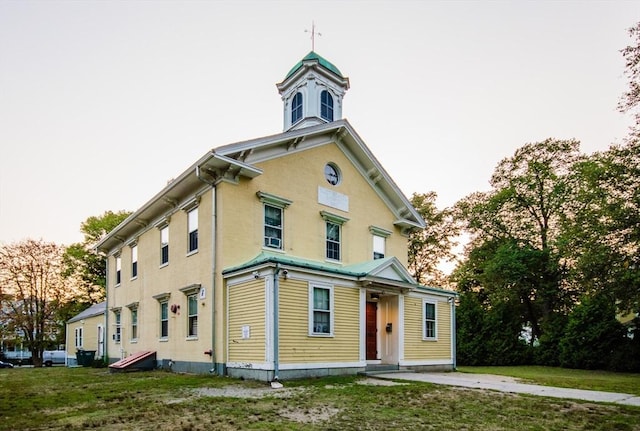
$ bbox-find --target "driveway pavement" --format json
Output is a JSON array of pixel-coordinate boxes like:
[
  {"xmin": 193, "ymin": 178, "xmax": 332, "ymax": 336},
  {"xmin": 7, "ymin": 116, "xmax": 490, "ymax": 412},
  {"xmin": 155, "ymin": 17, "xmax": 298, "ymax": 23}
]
[{"xmin": 371, "ymin": 372, "xmax": 640, "ymax": 407}]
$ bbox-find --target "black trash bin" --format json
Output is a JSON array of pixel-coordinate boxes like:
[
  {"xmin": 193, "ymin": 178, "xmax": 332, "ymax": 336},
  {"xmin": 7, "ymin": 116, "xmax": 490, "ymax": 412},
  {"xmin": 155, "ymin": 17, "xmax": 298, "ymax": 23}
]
[{"xmin": 76, "ymin": 350, "xmax": 96, "ymax": 367}]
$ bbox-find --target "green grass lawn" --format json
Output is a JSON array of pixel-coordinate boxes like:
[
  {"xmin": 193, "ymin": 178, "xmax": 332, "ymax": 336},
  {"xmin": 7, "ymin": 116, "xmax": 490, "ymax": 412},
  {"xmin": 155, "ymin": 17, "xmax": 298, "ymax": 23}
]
[
  {"xmin": 457, "ymin": 365, "xmax": 640, "ymax": 396},
  {"xmin": 0, "ymin": 366, "xmax": 638, "ymax": 431}
]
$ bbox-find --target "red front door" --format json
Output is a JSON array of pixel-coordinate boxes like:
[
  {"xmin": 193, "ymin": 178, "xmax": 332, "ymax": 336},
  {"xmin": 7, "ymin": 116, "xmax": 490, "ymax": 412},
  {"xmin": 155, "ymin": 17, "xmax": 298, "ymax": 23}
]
[{"xmin": 366, "ymin": 302, "xmax": 378, "ymax": 360}]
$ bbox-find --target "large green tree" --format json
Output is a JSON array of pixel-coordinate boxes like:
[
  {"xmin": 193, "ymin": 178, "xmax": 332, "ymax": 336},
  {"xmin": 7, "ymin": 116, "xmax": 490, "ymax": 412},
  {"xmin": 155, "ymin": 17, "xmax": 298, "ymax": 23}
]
[
  {"xmin": 454, "ymin": 23, "xmax": 640, "ymax": 368},
  {"xmin": 565, "ymin": 142, "xmax": 640, "ymax": 313},
  {"xmin": 455, "ymin": 138, "xmax": 581, "ymax": 344}
]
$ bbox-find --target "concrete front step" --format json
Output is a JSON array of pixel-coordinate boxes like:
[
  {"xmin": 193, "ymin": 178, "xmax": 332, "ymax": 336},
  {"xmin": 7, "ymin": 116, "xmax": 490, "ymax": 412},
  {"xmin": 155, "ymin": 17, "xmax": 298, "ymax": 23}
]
[{"xmin": 359, "ymin": 364, "xmax": 414, "ymax": 376}]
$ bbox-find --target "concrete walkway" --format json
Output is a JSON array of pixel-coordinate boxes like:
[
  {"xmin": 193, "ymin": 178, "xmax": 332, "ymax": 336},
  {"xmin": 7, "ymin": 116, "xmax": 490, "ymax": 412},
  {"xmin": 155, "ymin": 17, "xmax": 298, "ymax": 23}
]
[{"xmin": 371, "ymin": 372, "xmax": 640, "ymax": 407}]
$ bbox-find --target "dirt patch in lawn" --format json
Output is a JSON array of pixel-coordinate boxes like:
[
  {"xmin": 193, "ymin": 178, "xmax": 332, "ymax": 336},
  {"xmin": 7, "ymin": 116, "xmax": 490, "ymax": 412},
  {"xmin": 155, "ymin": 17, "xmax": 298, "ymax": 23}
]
[
  {"xmin": 166, "ymin": 384, "xmax": 306, "ymax": 403},
  {"xmin": 278, "ymin": 405, "xmax": 341, "ymax": 424}
]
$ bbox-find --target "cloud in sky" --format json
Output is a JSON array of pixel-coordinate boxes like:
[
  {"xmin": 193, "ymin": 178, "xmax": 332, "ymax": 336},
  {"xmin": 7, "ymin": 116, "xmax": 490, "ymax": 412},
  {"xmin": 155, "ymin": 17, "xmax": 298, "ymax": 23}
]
[{"xmin": 0, "ymin": 0, "xmax": 637, "ymax": 245}]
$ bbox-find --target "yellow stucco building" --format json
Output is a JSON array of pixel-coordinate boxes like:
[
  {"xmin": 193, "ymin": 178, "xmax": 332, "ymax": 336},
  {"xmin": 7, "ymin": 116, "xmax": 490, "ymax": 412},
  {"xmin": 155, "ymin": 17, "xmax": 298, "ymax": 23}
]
[{"xmin": 97, "ymin": 52, "xmax": 457, "ymax": 381}]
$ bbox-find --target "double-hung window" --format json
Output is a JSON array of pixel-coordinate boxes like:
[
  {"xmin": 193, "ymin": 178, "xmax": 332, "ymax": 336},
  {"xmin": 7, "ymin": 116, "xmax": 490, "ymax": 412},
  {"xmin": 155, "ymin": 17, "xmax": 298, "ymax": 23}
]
[
  {"xmin": 75, "ymin": 327, "xmax": 83, "ymax": 349},
  {"xmin": 113, "ymin": 310, "xmax": 121, "ymax": 343},
  {"xmin": 373, "ymin": 236, "xmax": 385, "ymax": 259},
  {"xmin": 153, "ymin": 292, "xmax": 170, "ymax": 340},
  {"xmin": 423, "ymin": 300, "xmax": 437, "ymax": 340},
  {"xmin": 180, "ymin": 284, "xmax": 201, "ymax": 339},
  {"xmin": 320, "ymin": 90, "xmax": 334, "ymax": 121},
  {"xmin": 320, "ymin": 211, "xmax": 349, "ymax": 262},
  {"xmin": 187, "ymin": 208, "xmax": 198, "ymax": 253},
  {"xmin": 369, "ymin": 226, "xmax": 391, "ymax": 260},
  {"xmin": 258, "ymin": 192, "xmax": 292, "ymax": 251},
  {"xmin": 115, "ymin": 256, "xmax": 122, "ymax": 285},
  {"xmin": 326, "ymin": 222, "xmax": 341, "ymax": 261},
  {"xmin": 310, "ymin": 285, "xmax": 333, "ymax": 336},
  {"xmin": 187, "ymin": 294, "xmax": 198, "ymax": 337},
  {"xmin": 160, "ymin": 226, "xmax": 169, "ymax": 265},
  {"xmin": 131, "ymin": 245, "xmax": 138, "ymax": 278},
  {"xmin": 160, "ymin": 302, "xmax": 169, "ymax": 339},
  {"xmin": 130, "ymin": 308, "xmax": 138, "ymax": 340},
  {"xmin": 264, "ymin": 205, "xmax": 283, "ymax": 249},
  {"xmin": 291, "ymin": 92, "xmax": 303, "ymax": 124}
]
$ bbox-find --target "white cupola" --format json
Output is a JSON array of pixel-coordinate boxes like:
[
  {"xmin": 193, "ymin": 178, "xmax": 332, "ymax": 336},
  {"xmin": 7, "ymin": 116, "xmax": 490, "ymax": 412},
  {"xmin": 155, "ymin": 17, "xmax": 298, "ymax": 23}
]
[{"xmin": 276, "ymin": 51, "xmax": 350, "ymax": 132}]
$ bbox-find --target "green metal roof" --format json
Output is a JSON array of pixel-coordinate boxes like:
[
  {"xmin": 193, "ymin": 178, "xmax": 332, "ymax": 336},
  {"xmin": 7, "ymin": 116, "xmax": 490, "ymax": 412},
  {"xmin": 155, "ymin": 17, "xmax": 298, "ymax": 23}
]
[
  {"xmin": 222, "ymin": 251, "xmax": 457, "ymax": 296},
  {"xmin": 223, "ymin": 251, "xmax": 361, "ymax": 277},
  {"xmin": 285, "ymin": 51, "xmax": 343, "ymax": 80}
]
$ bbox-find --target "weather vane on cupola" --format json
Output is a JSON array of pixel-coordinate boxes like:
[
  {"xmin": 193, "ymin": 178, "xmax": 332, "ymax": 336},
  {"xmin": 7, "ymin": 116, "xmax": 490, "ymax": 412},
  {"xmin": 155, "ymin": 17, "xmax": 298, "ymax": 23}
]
[{"xmin": 304, "ymin": 21, "xmax": 321, "ymax": 51}]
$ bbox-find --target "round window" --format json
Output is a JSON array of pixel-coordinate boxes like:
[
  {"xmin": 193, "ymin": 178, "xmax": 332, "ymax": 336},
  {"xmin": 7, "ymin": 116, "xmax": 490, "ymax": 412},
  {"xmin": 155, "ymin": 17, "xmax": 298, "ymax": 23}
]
[{"xmin": 324, "ymin": 163, "xmax": 340, "ymax": 186}]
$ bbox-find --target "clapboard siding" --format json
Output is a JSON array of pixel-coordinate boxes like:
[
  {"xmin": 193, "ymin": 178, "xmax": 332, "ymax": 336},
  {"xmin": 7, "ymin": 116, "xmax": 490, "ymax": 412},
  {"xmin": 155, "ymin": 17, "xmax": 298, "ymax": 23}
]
[
  {"xmin": 279, "ymin": 279, "xmax": 360, "ymax": 363},
  {"xmin": 404, "ymin": 297, "xmax": 451, "ymax": 360},
  {"xmin": 228, "ymin": 280, "xmax": 266, "ymax": 362}
]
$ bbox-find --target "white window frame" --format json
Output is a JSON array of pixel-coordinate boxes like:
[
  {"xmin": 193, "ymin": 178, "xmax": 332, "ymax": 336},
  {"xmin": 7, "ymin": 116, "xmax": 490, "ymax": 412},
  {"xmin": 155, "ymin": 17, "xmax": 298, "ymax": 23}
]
[
  {"xmin": 373, "ymin": 235, "xmax": 386, "ymax": 260},
  {"xmin": 113, "ymin": 310, "xmax": 122, "ymax": 343},
  {"xmin": 131, "ymin": 244, "xmax": 138, "ymax": 279},
  {"xmin": 180, "ymin": 284, "xmax": 201, "ymax": 339},
  {"xmin": 75, "ymin": 327, "xmax": 83, "ymax": 349},
  {"xmin": 264, "ymin": 204, "xmax": 283, "ymax": 250},
  {"xmin": 129, "ymin": 307, "xmax": 139, "ymax": 342},
  {"xmin": 115, "ymin": 255, "xmax": 122, "ymax": 286},
  {"xmin": 160, "ymin": 301, "xmax": 169, "ymax": 339},
  {"xmin": 257, "ymin": 191, "xmax": 292, "ymax": 251},
  {"xmin": 325, "ymin": 221, "xmax": 341, "ymax": 261},
  {"xmin": 160, "ymin": 226, "xmax": 169, "ymax": 266},
  {"xmin": 187, "ymin": 208, "xmax": 198, "ymax": 254},
  {"xmin": 369, "ymin": 226, "xmax": 391, "ymax": 260},
  {"xmin": 308, "ymin": 283, "xmax": 334, "ymax": 337},
  {"xmin": 423, "ymin": 299, "xmax": 438, "ymax": 341},
  {"xmin": 320, "ymin": 211, "xmax": 349, "ymax": 262},
  {"xmin": 187, "ymin": 294, "xmax": 198, "ymax": 338}
]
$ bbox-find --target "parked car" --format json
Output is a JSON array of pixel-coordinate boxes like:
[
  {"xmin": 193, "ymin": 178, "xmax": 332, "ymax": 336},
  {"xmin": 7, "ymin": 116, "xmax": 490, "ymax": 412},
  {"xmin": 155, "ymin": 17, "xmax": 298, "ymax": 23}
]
[
  {"xmin": 43, "ymin": 350, "xmax": 66, "ymax": 367},
  {"xmin": 0, "ymin": 360, "xmax": 14, "ymax": 369}
]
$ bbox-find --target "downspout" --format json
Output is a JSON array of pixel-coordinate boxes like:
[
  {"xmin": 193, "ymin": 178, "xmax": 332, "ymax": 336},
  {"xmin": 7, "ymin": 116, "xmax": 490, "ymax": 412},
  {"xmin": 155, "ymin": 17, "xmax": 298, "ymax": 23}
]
[
  {"xmin": 196, "ymin": 165, "xmax": 218, "ymax": 375},
  {"xmin": 450, "ymin": 295, "xmax": 457, "ymax": 370},
  {"xmin": 211, "ymin": 185, "xmax": 218, "ymax": 373},
  {"xmin": 104, "ymin": 254, "xmax": 110, "ymax": 366},
  {"xmin": 64, "ymin": 317, "xmax": 68, "ymax": 367},
  {"xmin": 273, "ymin": 264, "xmax": 281, "ymax": 382}
]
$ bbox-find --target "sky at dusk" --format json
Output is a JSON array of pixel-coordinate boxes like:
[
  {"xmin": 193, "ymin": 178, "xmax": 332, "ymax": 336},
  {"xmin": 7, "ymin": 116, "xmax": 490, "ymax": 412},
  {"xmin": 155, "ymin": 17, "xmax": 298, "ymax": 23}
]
[{"xmin": 0, "ymin": 0, "xmax": 638, "ymax": 246}]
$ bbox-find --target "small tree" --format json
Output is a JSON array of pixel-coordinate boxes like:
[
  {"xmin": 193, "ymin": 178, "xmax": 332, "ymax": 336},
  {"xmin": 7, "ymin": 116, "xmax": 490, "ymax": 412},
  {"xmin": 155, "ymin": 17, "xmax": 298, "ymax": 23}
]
[
  {"xmin": 0, "ymin": 239, "xmax": 78, "ymax": 367},
  {"xmin": 63, "ymin": 210, "xmax": 131, "ymax": 303},
  {"xmin": 408, "ymin": 192, "xmax": 459, "ymax": 287}
]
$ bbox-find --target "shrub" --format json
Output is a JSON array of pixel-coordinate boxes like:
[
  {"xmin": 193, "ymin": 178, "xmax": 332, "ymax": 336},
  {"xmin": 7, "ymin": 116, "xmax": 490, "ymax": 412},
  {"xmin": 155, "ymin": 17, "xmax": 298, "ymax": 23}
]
[
  {"xmin": 558, "ymin": 293, "xmax": 627, "ymax": 370},
  {"xmin": 457, "ymin": 292, "xmax": 531, "ymax": 366}
]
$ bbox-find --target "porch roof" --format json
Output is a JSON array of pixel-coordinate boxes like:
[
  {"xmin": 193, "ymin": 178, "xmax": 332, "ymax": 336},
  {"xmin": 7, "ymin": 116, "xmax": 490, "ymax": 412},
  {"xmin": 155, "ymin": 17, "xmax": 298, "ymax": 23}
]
[{"xmin": 222, "ymin": 252, "xmax": 457, "ymax": 297}]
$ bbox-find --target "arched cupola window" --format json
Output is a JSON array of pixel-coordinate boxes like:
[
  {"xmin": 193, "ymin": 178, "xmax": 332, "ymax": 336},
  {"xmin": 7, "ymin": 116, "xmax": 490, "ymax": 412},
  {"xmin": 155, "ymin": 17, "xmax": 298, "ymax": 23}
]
[
  {"xmin": 291, "ymin": 92, "xmax": 303, "ymax": 124},
  {"xmin": 320, "ymin": 90, "xmax": 334, "ymax": 121}
]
